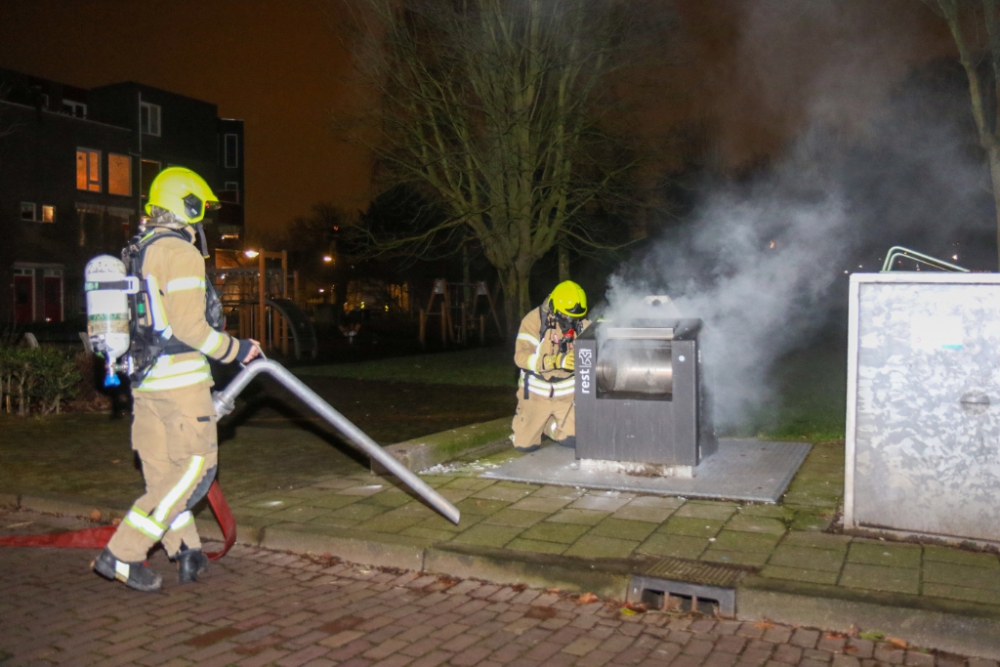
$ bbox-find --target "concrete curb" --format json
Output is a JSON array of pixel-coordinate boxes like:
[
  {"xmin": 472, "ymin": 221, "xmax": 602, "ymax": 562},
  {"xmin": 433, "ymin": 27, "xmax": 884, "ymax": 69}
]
[
  {"xmin": 424, "ymin": 543, "xmax": 649, "ymax": 600},
  {"xmin": 375, "ymin": 417, "xmax": 511, "ymax": 473},
  {"xmin": 738, "ymin": 575, "xmax": 1000, "ymax": 659}
]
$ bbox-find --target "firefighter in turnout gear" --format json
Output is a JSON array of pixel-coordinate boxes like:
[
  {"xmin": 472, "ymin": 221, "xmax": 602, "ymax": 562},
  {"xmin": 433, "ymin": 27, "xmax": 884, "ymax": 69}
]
[
  {"xmin": 511, "ymin": 281, "xmax": 589, "ymax": 452},
  {"xmin": 92, "ymin": 167, "xmax": 261, "ymax": 592}
]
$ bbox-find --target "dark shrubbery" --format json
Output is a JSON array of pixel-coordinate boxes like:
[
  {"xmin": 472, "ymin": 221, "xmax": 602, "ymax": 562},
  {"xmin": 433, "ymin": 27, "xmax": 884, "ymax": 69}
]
[{"xmin": 0, "ymin": 346, "xmax": 84, "ymax": 416}]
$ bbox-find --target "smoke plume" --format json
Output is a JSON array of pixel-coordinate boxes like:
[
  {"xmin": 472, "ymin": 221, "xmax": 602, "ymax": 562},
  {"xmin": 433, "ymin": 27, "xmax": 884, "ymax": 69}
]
[{"xmin": 600, "ymin": 0, "xmax": 992, "ymax": 430}]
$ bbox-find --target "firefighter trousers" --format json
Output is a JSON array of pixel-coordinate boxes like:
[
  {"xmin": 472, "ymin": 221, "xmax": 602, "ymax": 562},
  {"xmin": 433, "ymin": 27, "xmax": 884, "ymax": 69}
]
[
  {"xmin": 511, "ymin": 391, "xmax": 576, "ymax": 450},
  {"xmin": 106, "ymin": 384, "xmax": 218, "ymax": 563}
]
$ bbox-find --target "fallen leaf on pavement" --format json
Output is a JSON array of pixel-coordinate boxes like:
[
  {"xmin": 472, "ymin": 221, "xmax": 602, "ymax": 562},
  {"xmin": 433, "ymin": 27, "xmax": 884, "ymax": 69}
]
[
  {"xmin": 824, "ymin": 632, "xmax": 848, "ymax": 639},
  {"xmin": 859, "ymin": 630, "xmax": 885, "ymax": 641},
  {"xmin": 576, "ymin": 592, "xmax": 599, "ymax": 605},
  {"xmin": 887, "ymin": 637, "xmax": 907, "ymax": 648},
  {"xmin": 546, "ymin": 588, "xmax": 560, "ymax": 594},
  {"xmin": 90, "ymin": 510, "xmax": 101, "ymax": 521},
  {"xmin": 111, "ymin": 518, "xmax": 121, "ymax": 526},
  {"xmin": 754, "ymin": 621, "xmax": 775, "ymax": 630}
]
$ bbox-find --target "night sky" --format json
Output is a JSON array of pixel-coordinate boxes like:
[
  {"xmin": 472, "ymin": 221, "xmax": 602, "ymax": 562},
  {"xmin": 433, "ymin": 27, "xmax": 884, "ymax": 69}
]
[{"xmin": 0, "ymin": 0, "xmax": 955, "ymax": 239}]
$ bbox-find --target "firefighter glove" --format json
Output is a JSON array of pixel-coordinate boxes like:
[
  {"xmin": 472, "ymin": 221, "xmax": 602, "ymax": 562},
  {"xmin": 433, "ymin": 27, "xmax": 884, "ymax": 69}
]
[{"xmin": 542, "ymin": 353, "xmax": 574, "ymax": 371}]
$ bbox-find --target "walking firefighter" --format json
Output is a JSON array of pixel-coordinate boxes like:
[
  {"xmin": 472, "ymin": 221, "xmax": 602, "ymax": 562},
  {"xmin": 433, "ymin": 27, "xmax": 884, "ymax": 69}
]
[
  {"xmin": 86, "ymin": 167, "xmax": 261, "ymax": 592},
  {"xmin": 511, "ymin": 280, "xmax": 590, "ymax": 453}
]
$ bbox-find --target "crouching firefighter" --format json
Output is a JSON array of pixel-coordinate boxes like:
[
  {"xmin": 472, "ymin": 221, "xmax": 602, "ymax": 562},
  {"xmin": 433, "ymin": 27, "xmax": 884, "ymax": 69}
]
[
  {"xmin": 511, "ymin": 281, "xmax": 590, "ymax": 453},
  {"xmin": 91, "ymin": 167, "xmax": 260, "ymax": 592}
]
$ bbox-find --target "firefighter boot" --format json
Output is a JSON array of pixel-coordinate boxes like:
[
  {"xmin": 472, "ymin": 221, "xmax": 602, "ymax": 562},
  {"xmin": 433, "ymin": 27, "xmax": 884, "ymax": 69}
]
[
  {"xmin": 175, "ymin": 548, "xmax": 209, "ymax": 584},
  {"xmin": 92, "ymin": 548, "xmax": 163, "ymax": 592}
]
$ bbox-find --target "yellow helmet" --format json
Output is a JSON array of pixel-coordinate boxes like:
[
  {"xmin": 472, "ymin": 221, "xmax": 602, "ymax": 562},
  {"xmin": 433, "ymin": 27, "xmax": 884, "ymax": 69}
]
[
  {"xmin": 145, "ymin": 167, "xmax": 220, "ymax": 224},
  {"xmin": 549, "ymin": 280, "xmax": 587, "ymax": 319}
]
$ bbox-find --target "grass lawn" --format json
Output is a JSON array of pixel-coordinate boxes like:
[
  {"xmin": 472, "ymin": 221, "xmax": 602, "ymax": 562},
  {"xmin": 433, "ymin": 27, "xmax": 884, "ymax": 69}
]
[{"xmin": 295, "ymin": 346, "xmax": 516, "ymax": 387}]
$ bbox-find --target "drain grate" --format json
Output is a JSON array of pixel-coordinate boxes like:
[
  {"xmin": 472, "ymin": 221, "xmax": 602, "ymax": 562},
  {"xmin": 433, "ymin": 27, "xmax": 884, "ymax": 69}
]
[
  {"xmin": 628, "ymin": 557, "xmax": 753, "ymax": 618},
  {"xmin": 643, "ymin": 557, "xmax": 750, "ymax": 588}
]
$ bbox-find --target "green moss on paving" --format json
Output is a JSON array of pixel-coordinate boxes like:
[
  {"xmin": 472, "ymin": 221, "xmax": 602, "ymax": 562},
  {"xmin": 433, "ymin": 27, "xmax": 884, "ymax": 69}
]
[
  {"xmin": 481, "ymin": 508, "xmax": 550, "ymax": 528},
  {"xmin": 449, "ymin": 523, "xmax": 523, "ymax": 548},
  {"xmin": 736, "ymin": 504, "xmax": 795, "ymax": 520},
  {"xmin": 922, "ymin": 561, "xmax": 1000, "ymax": 591},
  {"xmin": 839, "ymin": 563, "xmax": 920, "ymax": 595},
  {"xmin": 672, "ymin": 502, "xmax": 738, "ymax": 521},
  {"xmin": 589, "ymin": 517, "xmax": 658, "ymax": 542},
  {"xmin": 545, "ymin": 509, "xmax": 610, "ymax": 525},
  {"xmin": 611, "ymin": 505, "xmax": 676, "ymax": 524},
  {"xmin": 357, "ymin": 511, "xmax": 426, "ymax": 535},
  {"xmin": 402, "ymin": 526, "xmax": 460, "ymax": 542},
  {"xmin": 659, "ymin": 516, "xmax": 724, "ymax": 538},
  {"xmin": 455, "ymin": 497, "xmax": 510, "ymax": 515},
  {"xmin": 563, "ymin": 535, "xmax": 639, "ymax": 559},
  {"xmin": 711, "ymin": 530, "xmax": 782, "ymax": 554},
  {"xmin": 847, "ymin": 542, "xmax": 922, "ymax": 569},
  {"xmin": 328, "ymin": 502, "xmax": 389, "ymax": 522},
  {"xmin": 520, "ymin": 522, "xmax": 591, "ymax": 544},
  {"xmin": 760, "ymin": 565, "xmax": 839, "ymax": 585},
  {"xmin": 723, "ymin": 514, "xmax": 788, "ymax": 535},
  {"xmin": 303, "ymin": 494, "xmax": 362, "ymax": 510},
  {"xmin": 768, "ymin": 545, "xmax": 846, "ymax": 572},
  {"xmin": 780, "ymin": 531, "xmax": 851, "ymax": 550},
  {"xmin": 636, "ymin": 534, "xmax": 708, "ymax": 559},
  {"xmin": 922, "ymin": 545, "xmax": 1000, "ymax": 569},
  {"xmin": 509, "ymin": 496, "xmax": 575, "ymax": 513},
  {"xmin": 923, "ymin": 582, "xmax": 1000, "ymax": 605}
]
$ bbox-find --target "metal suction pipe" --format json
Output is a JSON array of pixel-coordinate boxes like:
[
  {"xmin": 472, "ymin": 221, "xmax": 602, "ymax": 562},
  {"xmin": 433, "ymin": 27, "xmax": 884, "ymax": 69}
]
[{"xmin": 213, "ymin": 359, "xmax": 461, "ymax": 525}]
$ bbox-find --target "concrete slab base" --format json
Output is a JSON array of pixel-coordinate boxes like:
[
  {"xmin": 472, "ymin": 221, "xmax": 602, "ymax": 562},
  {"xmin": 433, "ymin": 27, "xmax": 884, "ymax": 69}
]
[{"xmin": 482, "ymin": 439, "xmax": 812, "ymax": 503}]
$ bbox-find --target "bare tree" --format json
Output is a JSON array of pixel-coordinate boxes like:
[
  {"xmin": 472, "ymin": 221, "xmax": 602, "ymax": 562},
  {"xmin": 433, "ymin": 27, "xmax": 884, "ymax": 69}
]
[
  {"xmin": 921, "ymin": 0, "xmax": 1000, "ymax": 265},
  {"xmin": 343, "ymin": 0, "xmax": 669, "ymax": 331}
]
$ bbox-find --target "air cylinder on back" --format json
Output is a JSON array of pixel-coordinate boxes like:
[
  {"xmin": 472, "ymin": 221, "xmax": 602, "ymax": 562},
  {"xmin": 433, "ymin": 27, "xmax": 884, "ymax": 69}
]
[{"xmin": 84, "ymin": 255, "xmax": 133, "ymax": 387}]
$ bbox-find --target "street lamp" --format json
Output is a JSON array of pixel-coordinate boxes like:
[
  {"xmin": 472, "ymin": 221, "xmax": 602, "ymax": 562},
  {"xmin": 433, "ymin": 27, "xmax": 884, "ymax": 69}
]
[
  {"xmin": 244, "ymin": 249, "xmax": 259, "ymax": 259},
  {"xmin": 323, "ymin": 255, "xmax": 333, "ymax": 263}
]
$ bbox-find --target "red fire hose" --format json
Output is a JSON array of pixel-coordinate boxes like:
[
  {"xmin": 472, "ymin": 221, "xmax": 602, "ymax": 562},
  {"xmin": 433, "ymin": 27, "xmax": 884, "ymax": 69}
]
[{"xmin": 0, "ymin": 479, "xmax": 237, "ymax": 561}]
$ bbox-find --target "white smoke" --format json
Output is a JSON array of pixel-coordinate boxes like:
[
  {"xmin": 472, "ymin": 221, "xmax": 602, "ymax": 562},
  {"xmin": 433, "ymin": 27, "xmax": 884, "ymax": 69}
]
[
  {"xmin": 603, "ymin": 141, "xmax": 851, "ymax": 428},
  {"xmin": 598, "ymin": 1, "xmax": 990, "ymax": 430}
]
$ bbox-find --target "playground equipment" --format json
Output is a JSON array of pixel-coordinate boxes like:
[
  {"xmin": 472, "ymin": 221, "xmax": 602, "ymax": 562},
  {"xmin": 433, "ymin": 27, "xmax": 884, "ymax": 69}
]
[
  {"xmin": 418, "ymin": 279, "xmax": 503, "ymax": 347},
  {"xmin": 209, "ymin": 249, "xmax": 318, "ymax": 359}
]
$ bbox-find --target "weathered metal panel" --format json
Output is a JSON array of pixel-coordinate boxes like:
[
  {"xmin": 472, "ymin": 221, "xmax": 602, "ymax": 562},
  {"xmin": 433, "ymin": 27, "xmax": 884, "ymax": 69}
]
[{"xmin": 846, "ymin": 273, "xmax": 1000, "ymax": 543}]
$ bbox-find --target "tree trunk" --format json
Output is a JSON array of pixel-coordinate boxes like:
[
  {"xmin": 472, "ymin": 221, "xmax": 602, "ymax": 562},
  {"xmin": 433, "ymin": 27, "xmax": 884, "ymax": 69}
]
[
  {"xmin": 989, "ymin": 145, "xmax": 1000, "ymax": 269},
  {"xmin": 500, "ymin": 261, "xmax": 535, "ymax": 340},
  {"xmin": 558, "ymin": 245, "xmax": 570, "ymax": 282}
]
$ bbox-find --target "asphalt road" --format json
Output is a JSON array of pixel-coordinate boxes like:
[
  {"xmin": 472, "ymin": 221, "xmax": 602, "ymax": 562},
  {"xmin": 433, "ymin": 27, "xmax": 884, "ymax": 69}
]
[{"xmin": 0, "ymin": 509, "xmax": 981, "ymax": 667}]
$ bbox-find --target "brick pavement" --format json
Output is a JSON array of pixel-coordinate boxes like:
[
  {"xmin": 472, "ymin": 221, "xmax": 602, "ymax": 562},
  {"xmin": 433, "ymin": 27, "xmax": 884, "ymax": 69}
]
[{"xmin": 0, "ymin": 510, "xmax": 989, "ymax": 667}]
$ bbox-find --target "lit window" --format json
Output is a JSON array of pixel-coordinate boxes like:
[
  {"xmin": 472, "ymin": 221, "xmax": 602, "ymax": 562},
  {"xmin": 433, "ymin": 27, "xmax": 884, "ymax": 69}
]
[
  {"xmin": 108, "ymin": 154, "xmax": 132, "ymax": 196},
  {"xmin": 140, "ymin": 102, "xmax": 161, "ymax": 136},
  {"xmin": 76, "ymin": 149, "xmax": 101, "ymax": 192},
  {"xmin": 224, "ymin": 134, "xmax": 239, "ymax": 168},
  {"xmin": 41, "ymin": 206, "xmax": 55, "ymax": 223},
  {"xmin": 20, "ymin": 202, "xmax": 36, "ymax": 221},
  {"xmin": 62, "ymin": 100, "xmax": 87, "ymax": 118}
]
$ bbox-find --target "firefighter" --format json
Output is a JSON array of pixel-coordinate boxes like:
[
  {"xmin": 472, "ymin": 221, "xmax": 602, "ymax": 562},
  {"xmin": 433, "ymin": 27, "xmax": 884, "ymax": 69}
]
[
  {"xmin": 92, "ymin": 167, "xmax": 260, "ymax": 592},
  {"xmin": 511, "ymin": 280, "xmax": 589, "ymax": 452}
]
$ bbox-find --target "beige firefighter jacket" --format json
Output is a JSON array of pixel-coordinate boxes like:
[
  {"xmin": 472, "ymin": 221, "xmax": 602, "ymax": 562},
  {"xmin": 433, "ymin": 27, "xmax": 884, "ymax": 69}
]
[
  {"xmin": 136, "ymin": 227, "xmax": 241, "ymax": 392},
  {"xmin": 514, "ymin": 306, "xmax": 589, "ymax": 399}
]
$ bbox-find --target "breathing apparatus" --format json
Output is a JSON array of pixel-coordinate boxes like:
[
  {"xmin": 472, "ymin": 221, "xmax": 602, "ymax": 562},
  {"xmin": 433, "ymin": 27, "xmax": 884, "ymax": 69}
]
[{"xmin": 84, "ymin": 168, "xmax": 222, "ymax": 387}]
